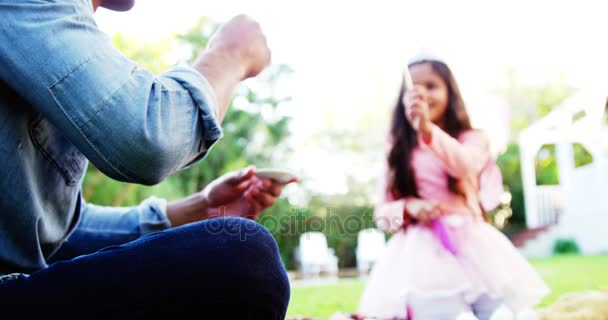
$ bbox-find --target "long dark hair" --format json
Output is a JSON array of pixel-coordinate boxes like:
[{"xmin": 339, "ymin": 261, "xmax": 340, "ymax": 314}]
[{"xmin": 387, "ymin": 59, "xmax": 472, "ymax": 199}]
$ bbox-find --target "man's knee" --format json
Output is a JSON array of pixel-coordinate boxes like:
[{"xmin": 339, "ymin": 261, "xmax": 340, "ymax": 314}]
[
  {"xmin": 191, "ymin": 217, "xmax": 290, "ymax": 314},
  {"xmin": 209, "ymin": 217, "xmax": 287, "ymax": 279},
  {"xmin": 201, "ymin": 216, "xmax": 275, "ymax": 242}
]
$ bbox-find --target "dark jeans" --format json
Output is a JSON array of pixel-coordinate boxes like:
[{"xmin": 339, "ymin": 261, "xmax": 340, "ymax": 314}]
[{"xmin": 0, "ymin": 217, "xmax": 290, "ymax": 319}]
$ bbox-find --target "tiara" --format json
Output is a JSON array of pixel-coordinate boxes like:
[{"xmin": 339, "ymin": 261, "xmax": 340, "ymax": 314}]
[{"xmin": 407, "ymin": 51, "xmax": 446, "ymax": 65}]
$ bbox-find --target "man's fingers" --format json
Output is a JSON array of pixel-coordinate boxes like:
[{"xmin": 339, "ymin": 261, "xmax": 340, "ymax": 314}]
[
  {"xmin": 268, "ymin": 183, "xmax": 282, "ymax": 197},
  {"xmin": 235, "ymin": 179, "xmax": 254, "ymax": 192},
  {"xmin": 260, "ymin": 179, "xmax": 283, "ymax": 197},
  {"xmin": 244, "ymin": 191, "xmax": 264, "ymax": 219},
  {"xmin": 250, "ymin": 188, "xmax": 276, "ymax": 208},
  {"xmin": 257, "ymin": 179, "xmax": 290, "ymax": 195},
  {"xmin": 225, "ymin": 166, "xmax": 256, "ymax": 185}
]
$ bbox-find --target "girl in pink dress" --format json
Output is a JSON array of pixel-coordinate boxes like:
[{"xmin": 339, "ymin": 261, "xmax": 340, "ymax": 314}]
[{"xmin": 358, "ymin": 58, "xmax": 550, "ymax": 320}]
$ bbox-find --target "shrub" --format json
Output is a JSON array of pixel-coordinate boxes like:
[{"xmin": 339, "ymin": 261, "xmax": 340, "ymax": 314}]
[{"xmin": 553, "ymin": 238, "xmax": 580, "ymax": 254}]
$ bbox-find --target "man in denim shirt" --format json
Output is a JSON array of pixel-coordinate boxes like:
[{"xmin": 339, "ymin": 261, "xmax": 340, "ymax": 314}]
[{"xmin": 0, "ymin": 0, "xmax": 293, "ymax": 318}]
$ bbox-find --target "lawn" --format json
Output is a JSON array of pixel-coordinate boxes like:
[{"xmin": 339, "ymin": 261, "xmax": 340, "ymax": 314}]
[{"xmin": 286, "ymin": 254, "xmax": 608, "ymax": 319}]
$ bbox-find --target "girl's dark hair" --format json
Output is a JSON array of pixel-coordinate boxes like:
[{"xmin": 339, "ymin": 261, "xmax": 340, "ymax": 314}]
[{"xmin": 387, "ymin": 59, "xmax": 472, "ymax": 199}]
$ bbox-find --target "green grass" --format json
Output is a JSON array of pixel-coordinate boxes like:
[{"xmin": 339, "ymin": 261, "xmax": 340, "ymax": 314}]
[
  {"xmin": 529, "ymin": 254, "xmax": 608, "ymax": 307},
  {"xmin": 288, "ymin": 279, "xmax": 367, "ymax": 319},
  {"xmin": 287, "ymin": 254, "xmax": 608, "ymax": 319}
]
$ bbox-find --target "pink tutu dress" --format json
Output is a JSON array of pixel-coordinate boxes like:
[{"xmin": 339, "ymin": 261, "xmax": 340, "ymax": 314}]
[{"xmin": 358, "ymin": 125, "xmax": 550, "ymax": 319}]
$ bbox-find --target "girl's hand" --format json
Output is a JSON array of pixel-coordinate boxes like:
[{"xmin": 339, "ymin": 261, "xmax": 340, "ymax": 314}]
[
  {"xmin": 405, "ymin": 198, "xmax": 442, "ymax": 225},
  {"xmin": 403, "ymin": 86, "xmax": 433, "ymax": 140}
]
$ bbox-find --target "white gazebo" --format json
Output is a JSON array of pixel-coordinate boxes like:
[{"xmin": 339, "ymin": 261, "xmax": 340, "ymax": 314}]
[{"xmin": 518, "ymin": 89, "xmax": 608, "ymax": 256}]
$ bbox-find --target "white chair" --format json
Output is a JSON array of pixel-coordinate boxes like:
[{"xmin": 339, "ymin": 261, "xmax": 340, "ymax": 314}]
[
  {"xmin": 295, "ymin": 232, "xmax": 339, "ymax": 278},
  {"xmin": 356, "ymin": 228, "xmax": 386, "ymax": 274}
]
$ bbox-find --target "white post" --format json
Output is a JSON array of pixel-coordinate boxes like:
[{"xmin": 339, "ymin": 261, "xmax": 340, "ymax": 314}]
[{"xmin": 555, "ymin": 141, "xmax": 574, "ymax": 207}]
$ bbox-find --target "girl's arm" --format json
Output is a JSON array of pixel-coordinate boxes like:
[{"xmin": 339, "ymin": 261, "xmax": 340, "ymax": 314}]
[{"xmin": 421, "ymin": 124, "xmax": 491, "ymax": 178}]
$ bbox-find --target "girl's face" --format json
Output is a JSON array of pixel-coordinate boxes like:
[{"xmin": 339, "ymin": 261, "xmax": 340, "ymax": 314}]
[{"xmin": 410, "ymin": 63, "xmax": 449, "ymax": 124}]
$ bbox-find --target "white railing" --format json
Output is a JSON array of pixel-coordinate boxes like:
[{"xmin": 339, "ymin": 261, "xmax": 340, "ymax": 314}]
[{"xmin": 535, "ymin": 185, "xmax": 562, "ymax": 226}]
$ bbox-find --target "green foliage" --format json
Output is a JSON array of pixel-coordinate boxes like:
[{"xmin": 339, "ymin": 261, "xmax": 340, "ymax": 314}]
[
  {"xmin": 257, "ymin": 196, "xmax": 376, "ymax": 271},
  {"xmin": 175, "ymin": 17, "xmax": 216, "ymax": 63},
  {"xmin": 257, "ymin": 167, "xmax": 380, "ymax": 271},
  {"xmin": 535, "ymin": 144, "xmax": 559, "ymax": 185},
  {"xmin": 553, "ymin": 238, "xmax": 580, "ymax": 254},
  {"xmin": 573, "ymin": 143, "xmax": 593, "ymax": 168},
  {"xmin": 496, "ymin": 144, "xmax": 526, "ymax": 227}
]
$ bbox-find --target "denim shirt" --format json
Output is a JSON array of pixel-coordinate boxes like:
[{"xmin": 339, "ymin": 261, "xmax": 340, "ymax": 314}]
[{"xmin": 0, "ymin": 0, "xmax": 223, "ymax": 275}]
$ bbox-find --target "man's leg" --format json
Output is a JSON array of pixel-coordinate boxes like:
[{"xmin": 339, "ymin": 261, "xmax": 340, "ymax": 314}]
[{"xmin": 0, "ymin": 217, "xmax": 290, "ymax": 319}]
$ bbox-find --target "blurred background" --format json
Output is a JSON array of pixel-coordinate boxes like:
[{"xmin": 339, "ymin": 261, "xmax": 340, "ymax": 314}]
[{"xmin": 92, "ymin": 1, "xmax": 608, "ymax": 318}]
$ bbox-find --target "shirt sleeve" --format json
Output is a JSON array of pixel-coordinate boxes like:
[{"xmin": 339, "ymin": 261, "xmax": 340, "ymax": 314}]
[
  {"xmin": 0, "ymin": 1, "xmax": 222, "ymax": 185},
  {"xmin": 49, "ymin": 197, "xmax": 172, "ymax": 260},
  {"xmin": 79, "ymin": 197, "xmax": 171, "ymax": 236},
  {"xmin": 421, "ymin": 124, "xmax": 490, "ymax": 178}
]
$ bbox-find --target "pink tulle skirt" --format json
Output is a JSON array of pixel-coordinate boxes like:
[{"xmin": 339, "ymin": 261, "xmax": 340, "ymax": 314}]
[{"xmin": 358, "ymin": 216, "xmax": 550, "ymax": 318}]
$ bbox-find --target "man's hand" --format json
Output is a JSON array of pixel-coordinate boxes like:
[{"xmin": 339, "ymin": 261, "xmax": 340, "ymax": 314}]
[
  {"xmin": 206, "ymin": 14, "xmax": 271, "ymax": 80},
  {"xmin": 202, "ymin": 166, "xmax": 296, "ymax": 220},
  {"xmin": 166, "ymin": 166, "xmax": 296, "ymax": 226},
  {"xmin": 194, "ymin": 15, "xmax": 271, "ymax": 123}
]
